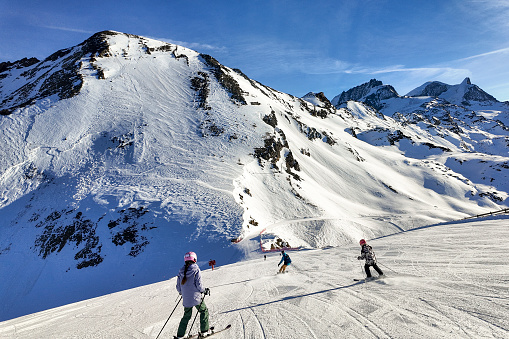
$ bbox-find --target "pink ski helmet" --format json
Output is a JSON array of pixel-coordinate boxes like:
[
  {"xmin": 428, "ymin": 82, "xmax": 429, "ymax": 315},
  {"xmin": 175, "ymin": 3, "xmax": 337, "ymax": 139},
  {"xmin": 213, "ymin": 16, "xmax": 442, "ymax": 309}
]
[
  {"xmin": 184, "ymin": 251, "xmax": 197, "ymax": 263},
  {"xmin": 359, "ymin": 239, "xmax": 366, "ymax": 246}
]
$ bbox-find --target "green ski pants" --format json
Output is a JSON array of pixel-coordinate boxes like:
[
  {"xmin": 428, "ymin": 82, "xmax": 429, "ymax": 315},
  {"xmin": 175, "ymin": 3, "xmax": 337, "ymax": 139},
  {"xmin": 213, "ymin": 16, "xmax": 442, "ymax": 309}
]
[{"xmin": 177, "ymin": 301, "xmax": 209, "ymax": 337}]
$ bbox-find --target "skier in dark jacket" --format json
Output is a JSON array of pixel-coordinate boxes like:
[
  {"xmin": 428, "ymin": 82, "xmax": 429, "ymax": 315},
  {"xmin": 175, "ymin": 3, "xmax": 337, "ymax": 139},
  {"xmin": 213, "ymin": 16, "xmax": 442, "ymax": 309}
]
[
  {"xmin": 278, "ymin": 250, "xmax": 291, "ymax": 273},
  {"xmin": 357, "ymin": 239, "xmax": 383, "ymax": 279},
  {"xmin": 175, "ymin": 251, "xmax": 211, "ymax": 339}
]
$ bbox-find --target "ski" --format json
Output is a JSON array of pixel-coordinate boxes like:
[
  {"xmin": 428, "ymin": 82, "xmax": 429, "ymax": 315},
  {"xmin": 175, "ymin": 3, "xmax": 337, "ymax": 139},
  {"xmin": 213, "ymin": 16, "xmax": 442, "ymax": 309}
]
[
  {"xmin": 186, "ymin": 324, "xmax": 231, "ymax": 339},
  {"xmin": 354, "ymin": 276, "xmax": 384, "ymax": 282},
  {"xmin": 176, "ymin": 326, "xmax": 215, "ymax": 339}
]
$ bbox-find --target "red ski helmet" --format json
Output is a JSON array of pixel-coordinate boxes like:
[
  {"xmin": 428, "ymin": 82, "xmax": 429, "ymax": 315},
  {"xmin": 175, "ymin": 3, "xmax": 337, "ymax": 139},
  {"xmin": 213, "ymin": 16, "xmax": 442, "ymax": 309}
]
[
  {"xmin": 359, "ymin": 239, "xmax": 366, "ymax": 246},
  {"xmin": 184, "ymin": 251, "xmax": 197, "ymax": 263}
]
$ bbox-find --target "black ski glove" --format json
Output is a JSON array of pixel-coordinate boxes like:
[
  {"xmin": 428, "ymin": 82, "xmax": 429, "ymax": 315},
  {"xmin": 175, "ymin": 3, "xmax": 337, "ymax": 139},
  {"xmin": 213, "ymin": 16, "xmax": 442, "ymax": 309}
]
[
  {"xmin": 357, "ymin": 256, "xmax": 362, "ymax": 260},
  {"xmin": 204, "ymin": 288, "xmax": 211, "ymax": 296}
]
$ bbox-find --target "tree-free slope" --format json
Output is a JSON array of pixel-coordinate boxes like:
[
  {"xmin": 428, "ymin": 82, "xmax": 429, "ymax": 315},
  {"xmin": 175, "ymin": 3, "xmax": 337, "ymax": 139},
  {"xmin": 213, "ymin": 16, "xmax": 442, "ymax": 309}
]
[{"xmin": 1, "ymin": 217, "xmax": 507, "ymax": 338}]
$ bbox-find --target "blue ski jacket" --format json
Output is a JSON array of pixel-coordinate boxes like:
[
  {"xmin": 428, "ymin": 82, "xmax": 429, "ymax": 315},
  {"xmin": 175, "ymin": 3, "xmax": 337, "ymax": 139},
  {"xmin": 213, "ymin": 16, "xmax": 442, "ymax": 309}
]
[
  {"xmin": 279, "ymin": 253, "xmax": 292, "ymax": 266},
  {"xmin": 176, "ymin": 263, "xmax": 205, "ymax": 307}
]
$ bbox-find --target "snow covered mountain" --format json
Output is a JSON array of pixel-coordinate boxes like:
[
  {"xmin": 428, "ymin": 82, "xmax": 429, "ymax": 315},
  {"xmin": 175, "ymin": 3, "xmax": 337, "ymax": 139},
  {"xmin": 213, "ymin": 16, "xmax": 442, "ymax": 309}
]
[
  {"xmin": 330, "ymin": 77, "xmax": 509, "ymax": 204},
  {"xmin": 332, "ymin": 77, "xmax": 503, "ymax": 109},
  {"xmin": 406, "ymin": 77, "xmax": 499, "ymax": 105},
  {"xmin": 1, "ymin": 31, "xmax": 508, "ymax": 321}
]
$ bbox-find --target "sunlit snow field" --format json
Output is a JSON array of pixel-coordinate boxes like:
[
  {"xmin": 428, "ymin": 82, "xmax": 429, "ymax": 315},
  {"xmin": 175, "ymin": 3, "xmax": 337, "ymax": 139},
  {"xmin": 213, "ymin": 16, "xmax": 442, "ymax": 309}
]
[{"xmin": 1, "ymin": 216, "xmax": 508, "ymax": 339}]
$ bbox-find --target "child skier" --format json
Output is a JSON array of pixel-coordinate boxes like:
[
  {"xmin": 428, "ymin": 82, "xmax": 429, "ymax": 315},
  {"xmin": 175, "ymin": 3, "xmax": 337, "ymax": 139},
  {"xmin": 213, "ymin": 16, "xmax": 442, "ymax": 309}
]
[
  {"xmin": 357, "ymin": 239, "xmax": 383, "ymax": 279},
  {"xmin": 278, "ymin": 250, "xmax": 292, "ymax": 273},
  {"xmin": 175, "ymin": 251, "xmax": 211, "ymax": 339}
]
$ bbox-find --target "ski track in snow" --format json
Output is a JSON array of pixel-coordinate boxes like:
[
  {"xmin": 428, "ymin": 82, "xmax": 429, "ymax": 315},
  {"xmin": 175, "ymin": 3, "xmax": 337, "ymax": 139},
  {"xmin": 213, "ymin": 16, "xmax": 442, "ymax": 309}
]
[{"xmin": 1, "ymin": 217, "xmax": 508, "ymax": 338}]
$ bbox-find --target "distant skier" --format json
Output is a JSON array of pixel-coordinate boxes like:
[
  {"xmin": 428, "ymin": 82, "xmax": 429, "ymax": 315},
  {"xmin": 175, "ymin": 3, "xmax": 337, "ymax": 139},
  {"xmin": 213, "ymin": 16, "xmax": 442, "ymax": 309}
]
[
  {"xmin": 357, "ymin": 239, "xmax": 383, "ymax": 279},
  {"xmin": 278, "ymin": 250, "xmax": 291, "ymax": 273},
  {"xmin": 175, "ymin": 252, "xmax": 211, "ymax": 339}
]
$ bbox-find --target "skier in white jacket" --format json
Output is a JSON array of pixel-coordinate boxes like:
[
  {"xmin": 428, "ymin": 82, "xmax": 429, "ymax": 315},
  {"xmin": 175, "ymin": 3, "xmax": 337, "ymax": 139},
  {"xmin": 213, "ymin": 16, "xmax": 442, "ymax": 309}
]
[{"xmin": 175, "ymin": 251, "xmax": 211, "ymax": 338}]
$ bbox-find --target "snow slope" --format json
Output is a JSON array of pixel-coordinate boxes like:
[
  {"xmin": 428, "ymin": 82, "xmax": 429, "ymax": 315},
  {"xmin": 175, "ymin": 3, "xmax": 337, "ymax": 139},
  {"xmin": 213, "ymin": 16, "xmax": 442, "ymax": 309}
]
[
  {"xmin": 1, "ymin": 31, "xmax": 508, "ymax": 322},
  {"xmin": 1, "ymin": 216, "xmax": 508, "ymax": 338}
]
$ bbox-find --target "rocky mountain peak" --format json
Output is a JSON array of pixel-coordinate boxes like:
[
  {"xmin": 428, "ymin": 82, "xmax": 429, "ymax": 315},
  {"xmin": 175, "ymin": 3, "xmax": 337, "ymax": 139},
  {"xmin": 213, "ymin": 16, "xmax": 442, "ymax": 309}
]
[
  {"xmin": 0, "ymin": 57, "xmax": 40, "ymax": 74},
  {"xmin": 331, "ymin": 79, "xmax": 398, "ymax": 110},
  {"xmin": 406, "ymin": 77, "xmax": 498, "ymax": 105},
  {"xmin": 331, "ymin": 79, "xmax": 382, "ymax": 105},
  {"xmin": 302, "ymin": 91, "xmax": 333, "ymax": 108},
  {"xmin": 79, "ymin": 30, "xmax": 117, "ymax": 57},
  {"xmin": 0, "ymin": 31, "xmax": 175, "ymax": 116},
  {"xmin": 406, "ymin": 81, "xmax": 449, "ymax": 97}
]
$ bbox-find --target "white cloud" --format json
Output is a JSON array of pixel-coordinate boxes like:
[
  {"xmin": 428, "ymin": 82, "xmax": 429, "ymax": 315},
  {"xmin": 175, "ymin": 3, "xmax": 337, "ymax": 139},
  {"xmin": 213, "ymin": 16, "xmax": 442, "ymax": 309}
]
[
  {"xmin": 224, "ymin": 40, "xmax": 354, "ymax": 75},
  {"xmin": 365, "ymin": 66, "xmax": 470, "ymax": 82},
  {"xmin": 228, "ymin": 39, "xmax": 468, "ymax": 81},
  {"xmin": 449, "ymin": 46, "xmax": 509, "ymax": 101},
  {"xmin": 39, "ymin": 25, "xmax": 95, "ymax": 34},
  {"xmin": 455, "ymin": 47, "xmax": 509, "ymax": 62}
]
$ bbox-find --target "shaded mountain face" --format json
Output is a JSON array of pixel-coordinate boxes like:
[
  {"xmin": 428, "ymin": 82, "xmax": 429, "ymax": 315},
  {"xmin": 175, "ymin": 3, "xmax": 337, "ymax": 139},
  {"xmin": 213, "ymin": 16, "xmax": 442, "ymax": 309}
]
[
  {"xmin": 331, "ymin": 79, "xmax": 399, "ymax": 110},
  {"xmin": 407, "ymin": 80, "xmax": 450, "ymax": 97},
  {"xmin": 1, "ymin": 31, "xmax": 508, "ymax": 321},
  {"xmin": 0, "ymin": 31, "xmax": 115, "ymax": 115},
  {"xmin": 406, "ymin": 77, "xmax": 498, "ymax": 105}
]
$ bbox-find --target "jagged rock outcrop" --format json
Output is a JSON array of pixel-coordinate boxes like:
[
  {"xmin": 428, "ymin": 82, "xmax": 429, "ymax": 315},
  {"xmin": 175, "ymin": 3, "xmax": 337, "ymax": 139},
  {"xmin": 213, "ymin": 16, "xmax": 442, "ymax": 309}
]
[
  {"xmin": 0, "ymin": 31, "xmax": 119, "ymax": 115},
  {"xmin": 406, "ymin": 77, "xmax": 498, "ymax": 105},
  {"xmin": 331, "ymin": 79, "xmax": 399, "ymax": 110}
]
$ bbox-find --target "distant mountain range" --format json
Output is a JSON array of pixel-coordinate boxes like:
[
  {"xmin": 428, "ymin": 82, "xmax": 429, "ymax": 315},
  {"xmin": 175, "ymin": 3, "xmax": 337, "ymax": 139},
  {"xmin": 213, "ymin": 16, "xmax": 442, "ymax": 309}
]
[
  {"xmin": 329, "ymin": 77, "xmax": 502, "ymax": 111},
  {"xmin": 1, "ymin": 30, "xmax": 507, "ymax": 321}
]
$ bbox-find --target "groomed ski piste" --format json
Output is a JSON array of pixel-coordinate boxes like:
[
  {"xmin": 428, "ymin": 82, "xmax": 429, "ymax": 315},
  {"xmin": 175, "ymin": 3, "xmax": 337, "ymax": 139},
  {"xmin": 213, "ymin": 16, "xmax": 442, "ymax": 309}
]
[{"xmin": 1, "ymin": 216, "xmax": 508, "ymax": 338}]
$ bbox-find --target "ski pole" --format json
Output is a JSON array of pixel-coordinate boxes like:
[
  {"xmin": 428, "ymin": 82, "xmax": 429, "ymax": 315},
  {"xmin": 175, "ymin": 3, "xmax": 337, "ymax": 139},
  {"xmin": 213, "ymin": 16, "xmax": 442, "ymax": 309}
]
[
  {"xmin": 378, "ymin": 262, "xmax": 398, "ymax": 274},
  {"xmin": 359, "ymin": 261, "xmax": 366, "ymax": 279},
  {"xmin": 187, "ymin": 291, "xmax": 208, "ymax": 337},
  {"xmin": 373, "ymin": 251, "xmax": 397, "ymax": 274},
  {"xmin": 156, "ymin": 295, "xmax": 182, "ymax": 339}
]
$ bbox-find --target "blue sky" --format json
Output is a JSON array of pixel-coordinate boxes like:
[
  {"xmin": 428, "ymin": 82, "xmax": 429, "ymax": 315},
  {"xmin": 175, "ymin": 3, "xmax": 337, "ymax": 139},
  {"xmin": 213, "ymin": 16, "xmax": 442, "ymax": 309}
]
[{"xmin": 1, "ymin": 0, "xmax": 508, "ymax": 101}]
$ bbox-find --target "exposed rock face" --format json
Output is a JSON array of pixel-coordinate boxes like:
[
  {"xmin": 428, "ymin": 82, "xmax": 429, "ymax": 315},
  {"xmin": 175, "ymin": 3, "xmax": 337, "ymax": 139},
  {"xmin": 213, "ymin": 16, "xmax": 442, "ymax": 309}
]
[
  {"xmin": 302, "ymin": 91, "xmax": 333, "ymax": 109},
  {"xmin": 406, "ymin": 77, "xmax": 498, "ymax": 105},
  {"xmin": 0, "ymin": 57, "xmax": 40, "ymax": 75},
  {"xmin": 33, "ymin": 206, "xmax": 152, "ymax": 269},
  {"xmin": 462, "ymin": 84, "xmax": 498, "ymax": 103},
  {"xmin": 200, "ymin": 54, "xmax": 247, "ymax": 105},
  {"xmin": 411, "ymin": 81, "xmax": 450, "ymax": 97},
  {"xmin": 332, "ymin": 79, "xmax": 399, "ymax": 110},
  {"xmin": 0, "ymin": 31, "xmax": 119, "ymax": 115}
]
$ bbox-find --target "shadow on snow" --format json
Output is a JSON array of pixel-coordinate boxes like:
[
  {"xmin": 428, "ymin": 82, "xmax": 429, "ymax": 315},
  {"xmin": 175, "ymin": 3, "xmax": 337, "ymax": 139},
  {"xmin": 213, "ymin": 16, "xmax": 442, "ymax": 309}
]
[{"xmin": 220, "ymin": 281, "xmax": 362, "ymax": 314}]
